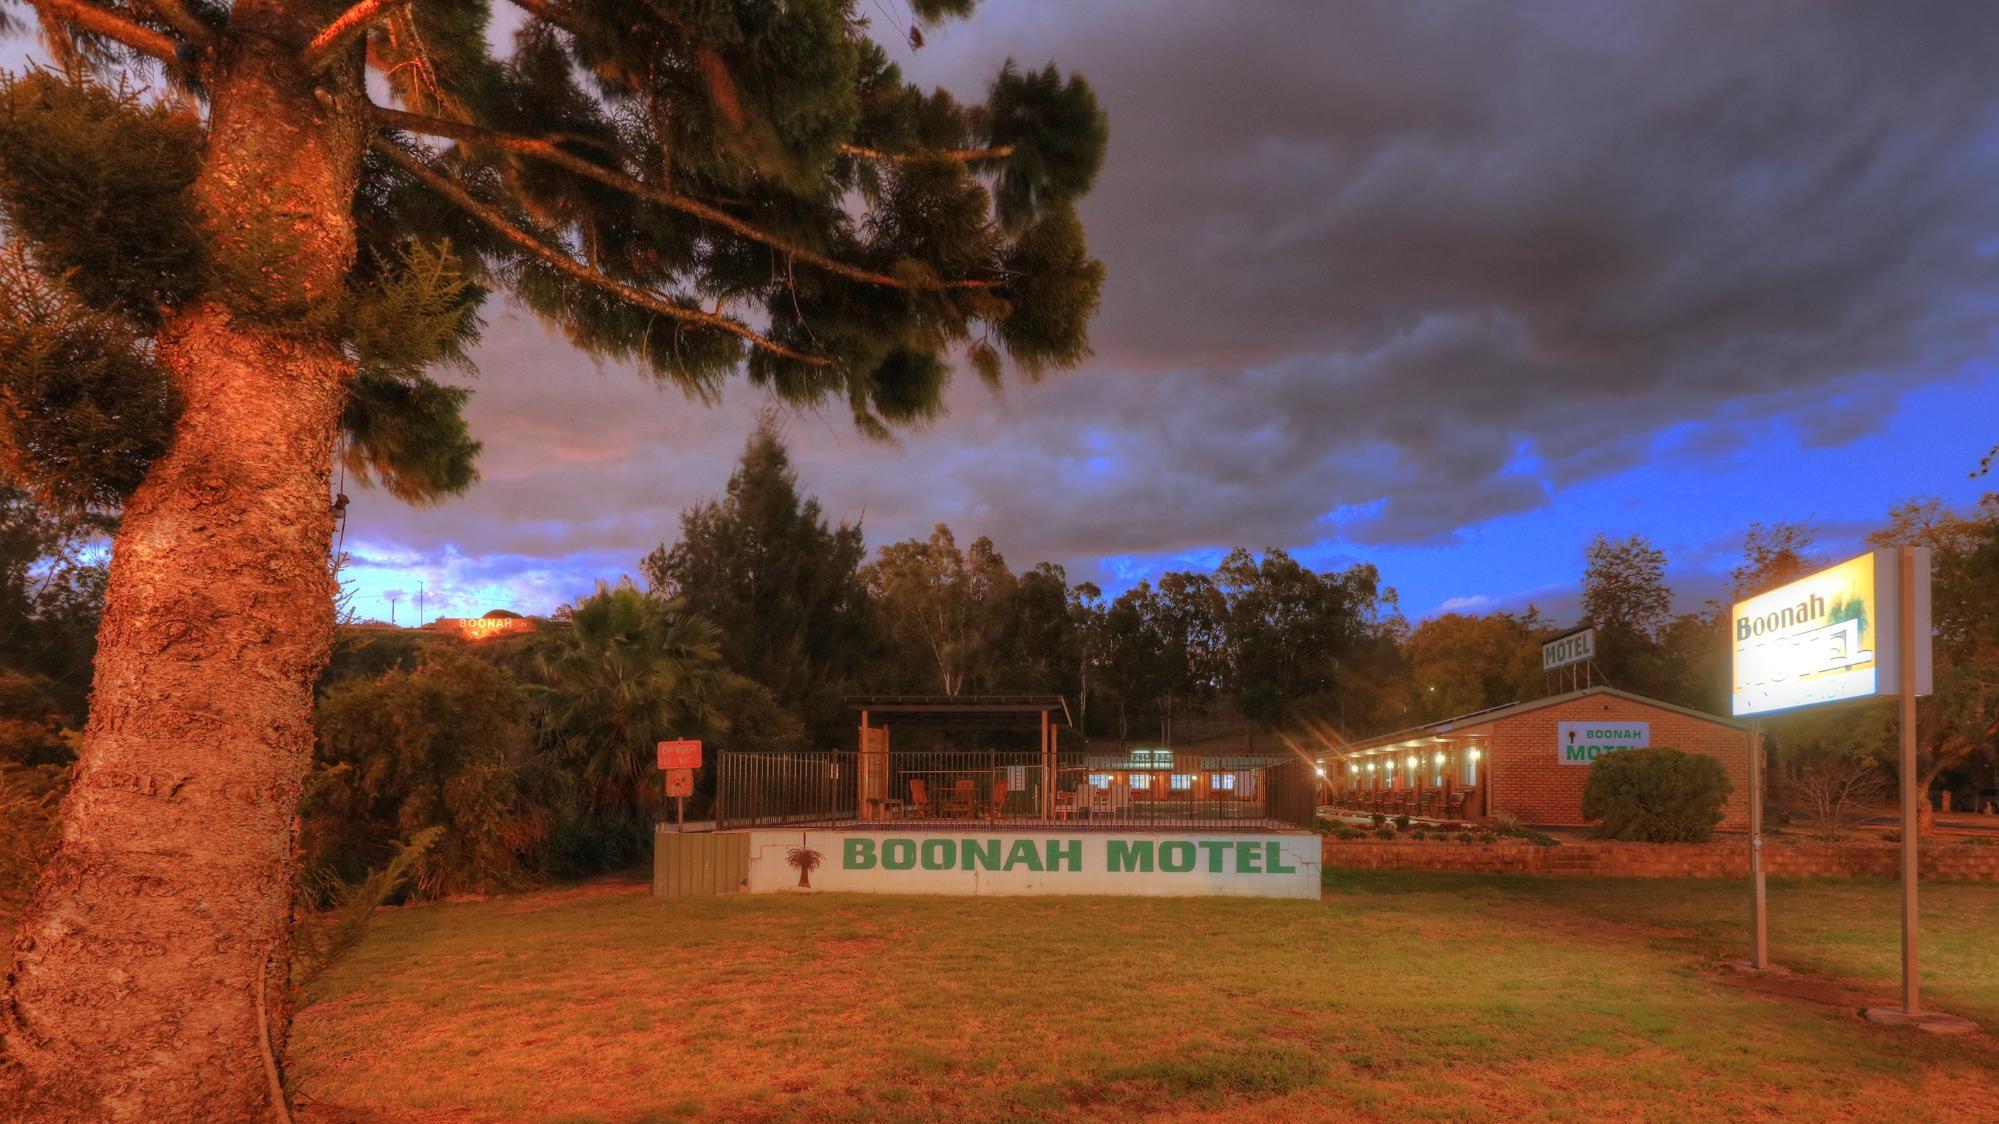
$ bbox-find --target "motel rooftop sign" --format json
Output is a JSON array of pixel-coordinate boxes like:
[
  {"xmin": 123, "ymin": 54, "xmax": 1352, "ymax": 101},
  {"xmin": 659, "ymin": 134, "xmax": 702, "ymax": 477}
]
[{"xmin": 1542, "ymin": 627, "xmax": 1596, "ymax": 672}]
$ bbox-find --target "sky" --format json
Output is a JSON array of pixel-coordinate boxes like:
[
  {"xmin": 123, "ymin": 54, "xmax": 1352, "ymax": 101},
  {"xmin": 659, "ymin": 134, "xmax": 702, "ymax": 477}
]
[{"xmin": 18, "ymin": 2, "xmax": 1999, "ymax": 625}]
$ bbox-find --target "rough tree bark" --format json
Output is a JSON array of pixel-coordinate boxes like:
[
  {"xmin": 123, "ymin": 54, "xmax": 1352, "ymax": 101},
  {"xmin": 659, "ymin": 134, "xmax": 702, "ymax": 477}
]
[{"xmin": 2, "ymin": 11, "xmax": 365, "ymax": 1120}]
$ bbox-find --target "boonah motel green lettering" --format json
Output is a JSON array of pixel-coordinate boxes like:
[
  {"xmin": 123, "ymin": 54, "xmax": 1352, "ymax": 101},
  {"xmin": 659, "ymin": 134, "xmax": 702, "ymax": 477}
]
[{"xmin": 841, "ymin": 837, "xmax": 1298, "ymax": 875}]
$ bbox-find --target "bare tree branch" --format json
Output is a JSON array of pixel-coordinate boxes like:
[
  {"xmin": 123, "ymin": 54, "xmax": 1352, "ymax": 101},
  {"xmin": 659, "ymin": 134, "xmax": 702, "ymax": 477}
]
[
  {"xmin": 841, "ymin": 143, "xmax": 1015, "ymax": 164},
  {"xmin": 303, "ymin": 0, "xmax": 404, "ymax": 72},
  {"xmin": 370, "ymin": 104, "xmax": 999, "ymax": 293},
  {"xmin": 28, "ymin": 0, "xmax": 178, "ymax": 61},
  {"xmin": 138, "ymin": 0, "xmax": 207, "ymax": 44},
  {"xmin": 371, "ymin": 138, "xmax": 829, "ymax": 367}
]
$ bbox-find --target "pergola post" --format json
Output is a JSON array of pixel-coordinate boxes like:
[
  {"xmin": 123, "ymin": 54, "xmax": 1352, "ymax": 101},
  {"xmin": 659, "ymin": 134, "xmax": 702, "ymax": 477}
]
[
  {"xmin": 1047, "ymin": 708, "xmax": 1063, "ymax": 812},
  {"xmin": 858, "ymin": 709, "xmax": 871, "ymax": 821}
]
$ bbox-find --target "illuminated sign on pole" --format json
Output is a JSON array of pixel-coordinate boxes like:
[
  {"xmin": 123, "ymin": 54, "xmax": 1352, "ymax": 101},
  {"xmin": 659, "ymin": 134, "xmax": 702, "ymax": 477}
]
[
  {"xmin": 1729, "ymin": 549, "xmax": 1931, "ymax": 718},
  {"xmin": 1728, "ymin": 547, "xmax": 1955, "ymax": 1026}
]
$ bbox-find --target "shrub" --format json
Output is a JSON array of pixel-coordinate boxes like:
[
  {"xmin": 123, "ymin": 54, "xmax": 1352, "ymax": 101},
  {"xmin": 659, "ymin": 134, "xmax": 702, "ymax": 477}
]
[
  {"xmin": 309, "ymin": 651, "xmax": 567, "ymax": 899},
  {"xmin": 1334, "ymin": 825, "xmax": 1365, "ymax": 841},
  {"xmin": 1392, "ymin": 814, "xmax": 1411, "ymax": 830},
  {"xmin": 1456, "ymin": 831, "xmax": 1476, "ymax": 844},
  {"xmin": 1370, "ymin": 812, "xmax": 1385, "ymax": 827},
  {"xmin": 1581, "ymin": 747, "xmax": 1731, "ymax": 843},
  {"xmin": 1409, "ymin": 828, "xmax": 1429, "ymax": 841},
  {"xmin": 1373, "ymin": 826, "xmax": 1396, "ymax": 840}
]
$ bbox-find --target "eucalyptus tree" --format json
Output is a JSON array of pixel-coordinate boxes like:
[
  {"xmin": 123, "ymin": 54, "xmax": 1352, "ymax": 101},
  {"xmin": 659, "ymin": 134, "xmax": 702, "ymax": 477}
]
[{"xmin": 0, "ymin": 0, "xmax": 1103, "ymax": 1115}]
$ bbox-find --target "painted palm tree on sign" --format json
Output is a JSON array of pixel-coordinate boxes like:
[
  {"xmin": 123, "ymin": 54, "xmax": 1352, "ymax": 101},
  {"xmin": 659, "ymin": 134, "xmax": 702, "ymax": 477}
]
[{"xmin": 787, "ymin": 837, "xmax": 824, "ymax": 890}]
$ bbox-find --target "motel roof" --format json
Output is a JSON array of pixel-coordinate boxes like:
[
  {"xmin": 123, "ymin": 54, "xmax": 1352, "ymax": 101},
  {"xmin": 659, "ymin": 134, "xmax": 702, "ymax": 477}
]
[
  {"xmin": 846, "ymin": 694, "xmax": 1073, "ymax": 728},
  {"xmin": 1326, "ymin": 686, "xmax": 1747, "ymax": 760}
]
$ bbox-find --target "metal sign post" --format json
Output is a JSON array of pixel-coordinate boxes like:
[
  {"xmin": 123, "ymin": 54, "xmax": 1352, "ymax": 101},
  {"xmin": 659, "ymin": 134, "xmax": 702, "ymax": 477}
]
[
  {"xmin": 1897, "ymin": 546, "xmax": 1921, "ymax": 1016},
  {"xmin": 657, "ymin": 740, "xmax": 703, "ymax": 834},
  {"xmin": 1862, "ymin": 547, "xmax": 1975, "ymax": 1031},
  {"xmin": 1746, "ymin": 718, "xmax": 1766, "ymax": 970}
]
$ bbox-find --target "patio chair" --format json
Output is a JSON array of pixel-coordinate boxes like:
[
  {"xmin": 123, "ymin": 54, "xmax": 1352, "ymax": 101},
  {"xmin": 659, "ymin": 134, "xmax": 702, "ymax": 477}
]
[
  {"xmin": 942, "ymin": 779, "xmax": 977, "ymax": 818},
  {"xmin": 986, "ymin": 777, "xmax": 1010, "ymax": 820},
  {"xmin": 1087, "ymin": 785, "xmax": 1113, "ymax": 820},
  {"xmin": 1052, "ymin": 787, "xmax": 1078, "ymax": 821},
  {"xmin": 906, "ymin": 778, "xmax": 932, "ymax": 818}
]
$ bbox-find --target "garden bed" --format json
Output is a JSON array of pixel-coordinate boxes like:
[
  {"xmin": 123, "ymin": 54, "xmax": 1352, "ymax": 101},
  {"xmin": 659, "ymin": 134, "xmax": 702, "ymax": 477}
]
[{"xmin": 1320, "ymin": 834, "xmax": 1999, "ymax": 880}]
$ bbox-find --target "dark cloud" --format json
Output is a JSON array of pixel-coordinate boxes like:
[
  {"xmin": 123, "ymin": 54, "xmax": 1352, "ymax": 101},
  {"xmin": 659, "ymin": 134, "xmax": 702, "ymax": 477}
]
[{"xmin": 338, "ymin": 1, "xmax": 1999, "ymax": 608}]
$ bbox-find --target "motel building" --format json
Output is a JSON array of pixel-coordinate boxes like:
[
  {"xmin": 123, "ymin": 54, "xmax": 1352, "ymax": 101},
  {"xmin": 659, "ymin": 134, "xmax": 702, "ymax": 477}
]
[{"xmin": 1321, "ymin": 686, "xmax": 1753, "ymax": 832}]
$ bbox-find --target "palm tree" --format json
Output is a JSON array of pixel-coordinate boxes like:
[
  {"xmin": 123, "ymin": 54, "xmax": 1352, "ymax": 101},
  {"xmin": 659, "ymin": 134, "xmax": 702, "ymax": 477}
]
[
  {"xmin": 786, "ymin": 838, "xmax": 824, "ymax": 889},
  {"xmin": 534, "ymin": 581, "xmax": 726, "ymax": 823}
]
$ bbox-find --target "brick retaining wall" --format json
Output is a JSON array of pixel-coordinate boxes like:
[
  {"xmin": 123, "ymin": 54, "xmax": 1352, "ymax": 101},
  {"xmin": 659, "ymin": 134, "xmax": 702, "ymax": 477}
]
[{"xmin": 1321, "ymin": 837, "xmax": 1999, "ymax": 881}]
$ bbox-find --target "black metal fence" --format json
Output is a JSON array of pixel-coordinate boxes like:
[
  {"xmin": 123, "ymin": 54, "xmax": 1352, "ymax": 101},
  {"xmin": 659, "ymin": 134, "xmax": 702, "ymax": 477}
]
[{"xmin": 715, "ymin": 748, "xmax": 1319, "ymax": 831}]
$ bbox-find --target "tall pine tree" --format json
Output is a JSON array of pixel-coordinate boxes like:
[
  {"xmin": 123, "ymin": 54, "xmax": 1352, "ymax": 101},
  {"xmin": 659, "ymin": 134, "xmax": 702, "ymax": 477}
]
[
  {"xmin": 0, "ymin": 2, "xmax": 1104, "ymax": 1116},
  {"xmin": 643, "ymin": 417, "xmax": 873, "ymax": 746}
]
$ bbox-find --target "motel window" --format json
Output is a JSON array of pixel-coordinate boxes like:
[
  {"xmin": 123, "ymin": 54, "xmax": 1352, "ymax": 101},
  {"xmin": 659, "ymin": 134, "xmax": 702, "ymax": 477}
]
[
  {"xmin": 1128, "ymin": 774, "xmax": 1152, "ymax": 790},
  {"xmin": 1088, "ymin": 773, "xmax": 1112, "ymax": 789},
  {"xmin": 1462, "ymin": 754, "xmax": 1479, "ymax": 787},
  {"xmin": 1169, "ymin": 773, "xmax": 1195, "ymax": 791},
  {"xmin": 1210, "ymin": 773, "xmax": 1237, "ymax": 791}
]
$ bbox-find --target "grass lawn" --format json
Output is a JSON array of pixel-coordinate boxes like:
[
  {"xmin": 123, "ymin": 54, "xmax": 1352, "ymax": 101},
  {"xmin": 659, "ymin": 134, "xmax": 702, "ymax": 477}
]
[{"xmin": 291, "ymin": 873, "xmax": 1999, "ymax": 1123}]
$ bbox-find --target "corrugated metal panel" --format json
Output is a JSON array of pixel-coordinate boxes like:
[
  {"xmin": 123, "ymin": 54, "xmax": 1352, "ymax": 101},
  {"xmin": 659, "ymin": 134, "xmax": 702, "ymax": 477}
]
[{"xmin": 653, "ymin": 830, "xmax": 749, "ymax": 897}]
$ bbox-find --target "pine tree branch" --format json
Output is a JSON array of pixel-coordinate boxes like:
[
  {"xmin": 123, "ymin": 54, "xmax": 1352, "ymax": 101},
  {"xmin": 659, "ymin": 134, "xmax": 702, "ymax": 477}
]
[
  {"xmin": 28, "ymin": 0, "xmax": 178, "ymax": 61},
  {"xmin": 302, "ymin": 0, "xmax": 404, "ymax": 72},
  {"xmin": 505, "ymin": 0, "xmax": 583, "ymax": 36},
  {"xmin": 371, "ymin": 138, "xmax": 829, "ymax": 367},
  {"xmin": 138, "ymin": 0, "xmax": 207, "ymax": 44},
  {"xmin": 841, "ymin": 143, "xmax": 1015, "ymax": 163},
  {"xmin": 371, "ymin": 105, "xmax": 999, "ymax": 293}
]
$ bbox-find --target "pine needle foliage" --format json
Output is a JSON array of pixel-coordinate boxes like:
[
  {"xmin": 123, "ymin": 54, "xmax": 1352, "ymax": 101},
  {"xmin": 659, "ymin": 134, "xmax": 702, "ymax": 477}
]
[
  {"xmin": 5, "ymin": 0, "xmax": 1107, "ymax": 510},
  {"xmin": 0, "ymin": 71, "xmax": 203, "ymax": 327},
  {"xmin": 0, "ymin": 250, "xmax": 180, "ymax": 513}
]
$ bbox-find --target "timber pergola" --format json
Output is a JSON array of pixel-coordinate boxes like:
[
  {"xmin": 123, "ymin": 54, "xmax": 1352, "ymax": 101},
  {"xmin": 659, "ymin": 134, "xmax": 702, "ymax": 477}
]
[{"xmin": 849, "ymin": 695, "xmax": 1073, "ymax": 820}]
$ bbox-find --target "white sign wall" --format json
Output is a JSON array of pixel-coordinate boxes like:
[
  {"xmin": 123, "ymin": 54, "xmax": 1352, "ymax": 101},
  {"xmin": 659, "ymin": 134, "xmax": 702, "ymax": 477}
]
[{"xmin": 742, "ymin": 830, "xmax": 1321, "ymax": 898}]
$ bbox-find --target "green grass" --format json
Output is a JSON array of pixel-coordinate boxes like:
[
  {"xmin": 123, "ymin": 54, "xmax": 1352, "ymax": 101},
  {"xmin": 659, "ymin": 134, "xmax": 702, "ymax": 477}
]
[{"xmin": 289, "ymin": 874, "xmax": 1999, "ymax": 1122}]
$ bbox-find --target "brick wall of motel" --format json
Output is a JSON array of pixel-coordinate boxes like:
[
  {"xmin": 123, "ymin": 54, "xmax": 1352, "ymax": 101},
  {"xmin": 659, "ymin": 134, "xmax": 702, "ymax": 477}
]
[
  {"xmin": 1320, "ymin": 838, "xmax": 1999, "ymax": 882},
  {"xmin": 1479, "ymin": 695, "xmax": 1752, "ymax": 832}
]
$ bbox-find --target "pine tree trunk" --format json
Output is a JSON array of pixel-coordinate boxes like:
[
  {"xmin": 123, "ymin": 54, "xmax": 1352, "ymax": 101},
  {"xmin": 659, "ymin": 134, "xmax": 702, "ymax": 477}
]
[{"xmin": 2, "ymin": 23, "xmax": 364, "ymax": 1121}]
